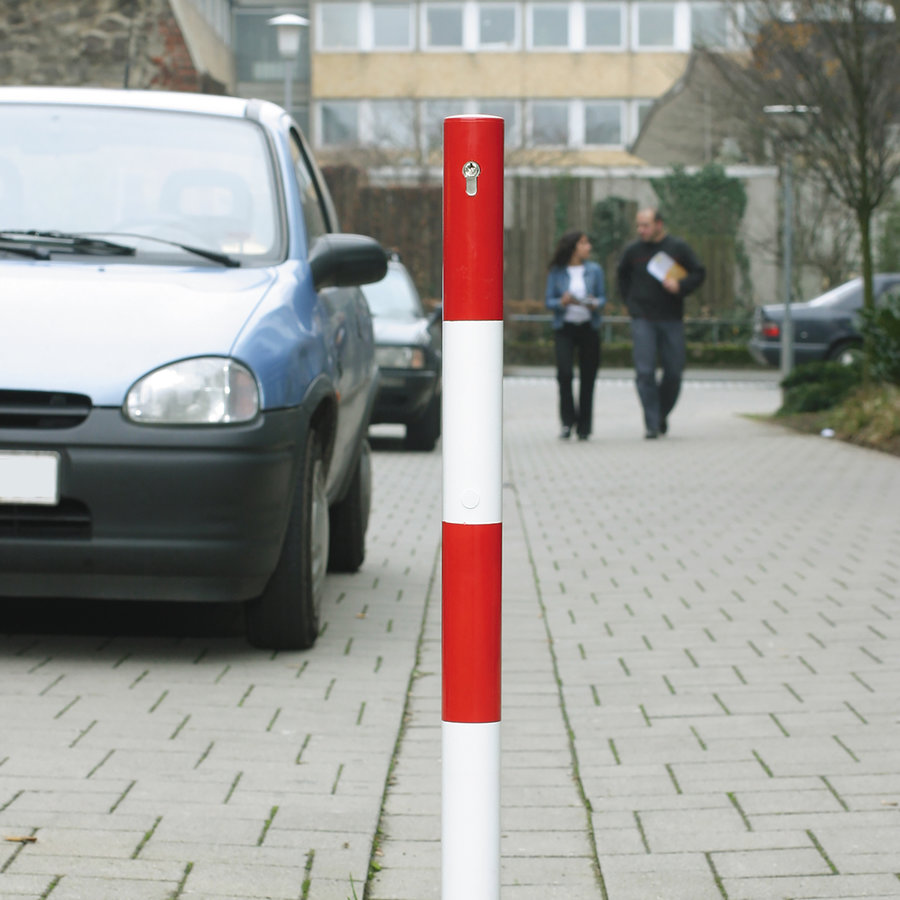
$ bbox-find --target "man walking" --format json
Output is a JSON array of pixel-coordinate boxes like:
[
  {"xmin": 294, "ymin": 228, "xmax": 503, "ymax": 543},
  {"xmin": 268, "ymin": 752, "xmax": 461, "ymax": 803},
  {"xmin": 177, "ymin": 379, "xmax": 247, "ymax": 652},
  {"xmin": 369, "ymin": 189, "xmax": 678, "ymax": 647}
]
[{"xmin": 617, "ymin": 208, "xmax": 706, "ymax": 439}]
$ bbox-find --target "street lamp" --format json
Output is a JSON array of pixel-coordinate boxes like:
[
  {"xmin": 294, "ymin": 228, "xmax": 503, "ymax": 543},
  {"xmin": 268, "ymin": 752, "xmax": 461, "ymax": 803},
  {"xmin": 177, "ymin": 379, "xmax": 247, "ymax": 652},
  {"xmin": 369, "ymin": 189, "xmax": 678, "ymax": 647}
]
[
  {"xmin": 268, "ymin": 13, "xmax": 310, "ymax": 115},
  {"xmin": 763, "ymin": 104, "xmax": 817, "ymax": 379}
]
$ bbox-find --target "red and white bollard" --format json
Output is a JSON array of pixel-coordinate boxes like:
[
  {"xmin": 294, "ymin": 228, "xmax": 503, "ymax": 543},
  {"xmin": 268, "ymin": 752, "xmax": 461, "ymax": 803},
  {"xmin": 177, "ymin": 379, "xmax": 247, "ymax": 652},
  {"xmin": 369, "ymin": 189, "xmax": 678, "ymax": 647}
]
[{"xmin": 441, "ymin": 115, "xmax": 504, "ymax": 900}]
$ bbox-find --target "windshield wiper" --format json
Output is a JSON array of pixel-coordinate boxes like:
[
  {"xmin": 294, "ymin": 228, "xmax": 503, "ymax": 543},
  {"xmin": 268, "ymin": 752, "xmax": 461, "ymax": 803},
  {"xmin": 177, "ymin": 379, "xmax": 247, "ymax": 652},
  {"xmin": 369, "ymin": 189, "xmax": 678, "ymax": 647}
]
[
  {"xmin": 90, "ymin": 232, "xmax": 241, "ymax": 268},
  {"xmin": 0, "ymin": 238, "xmax": 51, "ymax": 260},
  {"xmin": 0, "ymin": 229, "xmax": 241, "ymax": 267},
  {"xmin": 0, "ymin": 230, "xmax": 136, "ymax": 257}
]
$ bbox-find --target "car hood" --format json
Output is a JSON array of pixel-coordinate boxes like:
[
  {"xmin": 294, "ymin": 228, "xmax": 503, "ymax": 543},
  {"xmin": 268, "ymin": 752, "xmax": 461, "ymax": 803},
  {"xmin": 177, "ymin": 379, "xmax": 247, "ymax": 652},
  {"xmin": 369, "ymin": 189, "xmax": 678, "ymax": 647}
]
[
  {"xmin": 0, "ymin": 261, "xmax": 277, "ymax": 405},
  {"xmin": 373, "ymin": 317, "xmax": 430, "ymax": 346}
]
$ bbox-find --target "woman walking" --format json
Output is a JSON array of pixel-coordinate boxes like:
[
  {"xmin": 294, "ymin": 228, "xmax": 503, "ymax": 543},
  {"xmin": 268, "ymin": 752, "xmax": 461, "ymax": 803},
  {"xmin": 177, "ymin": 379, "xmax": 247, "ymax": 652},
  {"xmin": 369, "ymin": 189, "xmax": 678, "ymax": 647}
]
[{"xmin": 545, "ymin": 230, "xmax": 606, "ymax": 440}]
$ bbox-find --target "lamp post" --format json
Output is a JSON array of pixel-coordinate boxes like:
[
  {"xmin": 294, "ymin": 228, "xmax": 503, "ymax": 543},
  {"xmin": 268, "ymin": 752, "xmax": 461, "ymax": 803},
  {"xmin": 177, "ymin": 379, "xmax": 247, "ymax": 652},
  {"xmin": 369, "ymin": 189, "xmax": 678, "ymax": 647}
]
[
  {"xmin": 268, "ymin": 13, "xmax": 309, "ymax": 115},
  {"xmin": 763, "ymin": 104, "xmax": 816, "ymax": 379}
]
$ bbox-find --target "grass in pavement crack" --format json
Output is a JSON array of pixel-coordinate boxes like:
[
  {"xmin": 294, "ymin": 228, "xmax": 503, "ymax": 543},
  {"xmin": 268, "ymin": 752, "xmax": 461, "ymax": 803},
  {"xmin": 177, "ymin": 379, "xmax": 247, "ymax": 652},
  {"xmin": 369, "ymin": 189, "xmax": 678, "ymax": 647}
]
[
  {"xmin": 40, "ymin": 874, "xmax": 62, "ymax": 898},
  {"xmin": 169, "ymin": 861, "xmax": 193, "ymax": 900},
  {"xmin": 358, "ymin": 539, "xmax": 441, "ymax": 900},
  {"xmin": 132, "ymin": 816, "xmax": 161, "ymax": 859},
  {"xmin": 514, "ymin": 484, "xmax": 609, "ymax": 899}
]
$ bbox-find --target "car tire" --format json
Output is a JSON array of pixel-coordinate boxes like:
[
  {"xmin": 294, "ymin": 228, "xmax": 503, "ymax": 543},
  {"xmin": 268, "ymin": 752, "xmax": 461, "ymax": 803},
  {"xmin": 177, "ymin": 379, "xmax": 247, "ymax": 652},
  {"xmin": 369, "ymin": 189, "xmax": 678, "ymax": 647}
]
[
  {"xmin": 404, "ymin": 391, "xmax": 441, "ymax": 452},
  {"xmin": 828, "ymin": 341, "xmax": 863, "ymax": 366},
  {"xmin": 327, "ymin": 439, "xmax": 371, "ymax": 573},
  {"xmin": 245, "ymin": 429, "xmax": 329, "ymax": 650}
]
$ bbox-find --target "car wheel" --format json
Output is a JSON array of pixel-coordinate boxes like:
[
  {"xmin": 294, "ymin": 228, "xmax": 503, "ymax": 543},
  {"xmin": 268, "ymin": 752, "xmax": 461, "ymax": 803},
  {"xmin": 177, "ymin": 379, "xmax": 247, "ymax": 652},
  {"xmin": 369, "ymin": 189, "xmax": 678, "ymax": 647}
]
[
  {"xmin": 828, "ymin": 341, "xmax": 863, "ymax": 366},
  {"xmin": 404, "ymin": 391, "xmax": 441, "ymax": 452},
  {"xmin": 245, "ymin": 430, "xmax": 329, "ymax": 650},
  {"xmin": 327, "ymin": 439, "xmax": 371, "ymax": 573}
]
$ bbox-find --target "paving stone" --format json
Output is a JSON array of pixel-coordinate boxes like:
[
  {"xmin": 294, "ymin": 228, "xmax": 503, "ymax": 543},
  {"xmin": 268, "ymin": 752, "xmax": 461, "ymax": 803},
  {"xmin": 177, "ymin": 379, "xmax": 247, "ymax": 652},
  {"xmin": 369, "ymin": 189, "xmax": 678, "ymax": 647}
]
[{"xmin": 6, "ymin": 373, "xmax": 900, "ymax": 900}]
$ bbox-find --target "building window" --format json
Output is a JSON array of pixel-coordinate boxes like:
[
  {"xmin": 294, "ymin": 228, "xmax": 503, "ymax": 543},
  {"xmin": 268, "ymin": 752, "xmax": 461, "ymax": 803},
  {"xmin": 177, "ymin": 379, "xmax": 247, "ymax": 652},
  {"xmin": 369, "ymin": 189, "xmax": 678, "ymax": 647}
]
[
  {"xmin": 320, "ymin": 2, "xmax": 360, "ymax": 48},
  {"xmin": 373, "ymin": 2, "xmax": 413, "ymax": 48},
  {"xmin": 691, "ymin": 2, "xmax": 729, "ymax": 48},
  {"xmin": 423, "ymin": 99, "xmax": 470, "ymax": 149},
  {"xmin": 235, "ymin": 9, "xmax": 309, "ymax": 81},
  {"xmin": 530, "ymin": 4, "xmax": 569, "ymax": 48},
  {"xmin": 369, "ymin": 100, "xmax": 417, "ymax": 147},
  {"xmin": 480, "ymin": 4, "xmax": 518, "ymax": 47},
  {"xmin": 531, "ymin": 101, "xmax": 569, "ymax": 145},
  {"xmin": 633, "ymin": 99, "xmax": 654, "ymax": 139},
  {"xmin": 585, "ymin": 3, "xmax": 624, "ymax": 48},
  {"xmin": 478, "ymin": 99, "xmax": 521, "ymax": 147},
  {"xmin": 320, "ymin": 101, "xmax": 359, "ymax": 145},
  {"xmin": 425, "ymin": 4, "xmax": 464, "ymax": 47},
  {"xmin": 635, "ymin": 2, "xmax": 676, "ymax": 48},
  {"xmin": 585, "ymin": 101, "xmax": 622, "ymax": 145}
]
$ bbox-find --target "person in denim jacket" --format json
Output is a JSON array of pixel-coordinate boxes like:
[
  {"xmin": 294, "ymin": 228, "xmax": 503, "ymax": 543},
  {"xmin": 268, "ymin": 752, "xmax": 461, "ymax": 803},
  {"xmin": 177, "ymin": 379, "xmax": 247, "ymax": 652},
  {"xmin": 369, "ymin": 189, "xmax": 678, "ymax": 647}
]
[{"xmin": 545, "ymin": 231, "xmax": 606, "ymax": 440}]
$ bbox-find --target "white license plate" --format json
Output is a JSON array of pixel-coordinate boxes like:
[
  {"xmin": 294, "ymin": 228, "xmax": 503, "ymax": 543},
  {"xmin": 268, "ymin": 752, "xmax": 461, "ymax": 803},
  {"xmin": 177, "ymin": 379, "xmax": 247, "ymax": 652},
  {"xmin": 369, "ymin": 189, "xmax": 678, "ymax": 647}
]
[{"xmin": 0, "ymin": 451, "xmax": 60, "ymax": 505}]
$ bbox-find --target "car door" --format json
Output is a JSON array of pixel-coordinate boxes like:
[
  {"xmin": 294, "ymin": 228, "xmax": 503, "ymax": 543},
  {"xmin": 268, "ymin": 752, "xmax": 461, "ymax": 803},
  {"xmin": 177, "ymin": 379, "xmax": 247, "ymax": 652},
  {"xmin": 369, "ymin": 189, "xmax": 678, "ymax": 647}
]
[{"xmin": 288, "ymin": 129, "xmax": 372, "ymax": 496}]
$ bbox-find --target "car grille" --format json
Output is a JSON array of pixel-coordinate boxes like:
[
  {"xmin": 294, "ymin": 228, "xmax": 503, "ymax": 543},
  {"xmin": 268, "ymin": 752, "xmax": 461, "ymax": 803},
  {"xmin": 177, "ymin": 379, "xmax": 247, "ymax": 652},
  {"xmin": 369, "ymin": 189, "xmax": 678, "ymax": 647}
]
[
  {"xmin": 0, "ymin": 499, "xmax": 91, "ymax": 539},
  {"xmin": 0, "ymin": 390, "xmax": 92, "ymax": 429}
]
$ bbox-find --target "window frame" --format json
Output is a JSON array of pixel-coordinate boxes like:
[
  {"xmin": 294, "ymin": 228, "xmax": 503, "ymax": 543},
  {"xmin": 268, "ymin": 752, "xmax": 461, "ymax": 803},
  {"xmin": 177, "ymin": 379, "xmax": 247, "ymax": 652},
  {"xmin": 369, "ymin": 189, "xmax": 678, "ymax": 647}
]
[
  {"xmin": 632, "ymin": 1, "xmax": 678, "ymax": 50},
  {"xmin": 529, "ymin": 99, "xmax": 572, "ymax": 147},
  {"xmin": 478, "ymin": 2, "xmax": 520, "ymax": 49},
  {"xmin": 583, "ymin": 99, "xmax": 625, "ymax": 147},
  {"xmin": 583, "ymin": 2, "xmax": 626, "ymax": 50},
  {"xmin": 527, "ymin": 2, "xmax": 572, "ymax": 50},
  {"xmin": 371, "ymin": 1, "xmax": 416, "ymax": 49},
  {"xmin": 317, "ymin": 100, "xmax": 361, "ymax": 147},
  {"xmin": 422, "ymin": 2, "xmax": 466, "ymax": 49}
]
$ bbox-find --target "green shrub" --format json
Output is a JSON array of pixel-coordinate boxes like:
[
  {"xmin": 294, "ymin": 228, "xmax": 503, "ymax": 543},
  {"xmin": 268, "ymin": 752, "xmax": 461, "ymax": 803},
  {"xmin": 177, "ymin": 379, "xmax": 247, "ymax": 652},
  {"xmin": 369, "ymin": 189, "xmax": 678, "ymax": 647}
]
[
  {"xmin": 779, "ymin": 361, "xmax": 862, "ymax": 414},
  {"xmin": 860, "ymin": 293, "xmax": 900, "ymax": 386}
]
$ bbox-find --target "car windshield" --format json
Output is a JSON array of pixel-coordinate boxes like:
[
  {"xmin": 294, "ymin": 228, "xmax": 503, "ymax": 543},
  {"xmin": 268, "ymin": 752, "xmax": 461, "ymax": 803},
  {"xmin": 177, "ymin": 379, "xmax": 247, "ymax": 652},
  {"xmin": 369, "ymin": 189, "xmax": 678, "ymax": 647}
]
[
  {"xmin": 362, "ymin": 266, "xmax": 425, "ymax": 318},
  {"xmin": 807, "ymin": 279, "xmax": 861, "ymax": 307},
  {"xmin": 0, "ymin": 104, "xmax": 281, "ymax": 264}
]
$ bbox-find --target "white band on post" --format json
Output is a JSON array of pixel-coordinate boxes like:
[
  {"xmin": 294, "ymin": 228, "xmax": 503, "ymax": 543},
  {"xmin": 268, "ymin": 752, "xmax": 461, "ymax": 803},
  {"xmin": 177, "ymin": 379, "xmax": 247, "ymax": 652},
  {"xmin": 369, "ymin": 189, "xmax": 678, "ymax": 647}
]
[{"xmin": 442, "ymin": 721, "xmax": 501, "ymax": 900}]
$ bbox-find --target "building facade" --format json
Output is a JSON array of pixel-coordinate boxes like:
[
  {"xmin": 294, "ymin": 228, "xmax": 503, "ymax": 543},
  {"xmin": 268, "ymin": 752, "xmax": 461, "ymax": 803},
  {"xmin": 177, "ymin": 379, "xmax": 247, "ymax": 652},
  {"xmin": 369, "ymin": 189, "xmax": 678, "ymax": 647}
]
[{"xmin": 306, "ymin": 0, "xmax": 743, "ymax": 166}]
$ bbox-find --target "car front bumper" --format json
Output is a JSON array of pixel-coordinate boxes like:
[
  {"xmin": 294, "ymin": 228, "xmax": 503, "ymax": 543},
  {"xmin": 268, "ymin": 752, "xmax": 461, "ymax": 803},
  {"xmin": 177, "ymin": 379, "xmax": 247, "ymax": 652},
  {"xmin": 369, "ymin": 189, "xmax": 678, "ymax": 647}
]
[
  {"xmin": 0, "ymin": 407, "xmax": 307, "ymax": 602},
  {"xmin": 370, "ymin": 369, "xmax": 438, "ymax": 425}
]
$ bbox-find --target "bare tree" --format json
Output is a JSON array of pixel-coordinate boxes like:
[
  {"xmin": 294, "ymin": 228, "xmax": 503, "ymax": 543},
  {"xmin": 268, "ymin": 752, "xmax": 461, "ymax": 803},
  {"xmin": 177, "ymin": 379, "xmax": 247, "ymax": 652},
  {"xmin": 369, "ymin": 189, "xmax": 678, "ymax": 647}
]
[{"xmin": 715, "ymin": 1, "xmax": 899, "ymax": 331}]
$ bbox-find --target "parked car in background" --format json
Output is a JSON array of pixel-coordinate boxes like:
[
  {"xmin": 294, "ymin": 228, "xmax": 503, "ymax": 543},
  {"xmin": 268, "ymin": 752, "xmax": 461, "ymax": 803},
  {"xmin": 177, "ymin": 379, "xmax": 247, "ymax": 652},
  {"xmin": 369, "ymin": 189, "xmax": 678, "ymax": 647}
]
[
  {"xmin": 749, "ymin": 274, "xmax": 900, "ymax": 367},
  {"xmin": 0, "ymin": 86, "xmax": 387, "ymax": 650},
  {"xmin": 363, "ymin": 255, "xmax": 442, "ymax": 451}
]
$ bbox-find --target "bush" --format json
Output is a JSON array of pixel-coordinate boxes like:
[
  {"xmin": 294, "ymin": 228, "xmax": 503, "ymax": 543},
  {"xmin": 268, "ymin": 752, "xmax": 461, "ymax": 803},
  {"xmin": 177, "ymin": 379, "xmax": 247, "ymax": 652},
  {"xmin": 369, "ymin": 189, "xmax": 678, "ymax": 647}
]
[
  {"xmin": 859, "ymin": 292, "xmax": 900, "ymax": 385},
  {"xmin": 778, "ymin": 361, "xmax": 862, "ymax": 414}
]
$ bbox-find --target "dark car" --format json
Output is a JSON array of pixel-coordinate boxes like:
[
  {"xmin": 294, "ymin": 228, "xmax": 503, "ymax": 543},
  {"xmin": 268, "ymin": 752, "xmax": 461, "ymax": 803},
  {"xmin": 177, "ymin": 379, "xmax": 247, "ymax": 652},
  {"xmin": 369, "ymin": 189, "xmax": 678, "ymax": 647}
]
[
  {"xmin": 749, "ymin": 274, "xmax": 900, "ymax": 366},
  {"xmin": 363, "ymin": 257, "xmax": 442, "ymax": 451},
  {"xmin": 0, "ymin": 86, "xmax": 387, "ymax": 650}
]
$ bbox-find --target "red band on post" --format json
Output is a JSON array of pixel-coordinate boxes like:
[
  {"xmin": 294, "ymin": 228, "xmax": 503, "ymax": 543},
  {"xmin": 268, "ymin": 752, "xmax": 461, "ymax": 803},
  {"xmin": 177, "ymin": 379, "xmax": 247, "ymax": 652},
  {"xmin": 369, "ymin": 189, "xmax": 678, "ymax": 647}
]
[
  {"xmin": 442, "ymin": 116, "xmax": 505, "ymax": 322},
  {"xmin": 442, "ymin": 521, "xmax": 502, "ymax": 723}
]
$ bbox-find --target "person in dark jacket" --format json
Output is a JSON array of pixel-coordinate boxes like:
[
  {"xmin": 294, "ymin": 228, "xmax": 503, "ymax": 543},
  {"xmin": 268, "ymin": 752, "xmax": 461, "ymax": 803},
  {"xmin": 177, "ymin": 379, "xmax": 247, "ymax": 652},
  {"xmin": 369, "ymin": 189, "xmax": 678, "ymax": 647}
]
[
  {"xmin": 616, "ymin": 208, "xmax": 705, "ymax": 439},
  {"xmin": 545, "ymin": 230, "xmax": 606, "ymax": 440}
]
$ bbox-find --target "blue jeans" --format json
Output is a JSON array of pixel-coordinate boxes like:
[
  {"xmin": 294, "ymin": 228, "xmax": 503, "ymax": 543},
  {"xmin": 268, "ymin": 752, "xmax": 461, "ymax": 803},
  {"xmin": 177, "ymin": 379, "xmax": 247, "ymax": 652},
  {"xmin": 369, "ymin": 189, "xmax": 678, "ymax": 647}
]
[{"xmin": 630, "ymin": 318, "xmax": 685, "ymax": 433}]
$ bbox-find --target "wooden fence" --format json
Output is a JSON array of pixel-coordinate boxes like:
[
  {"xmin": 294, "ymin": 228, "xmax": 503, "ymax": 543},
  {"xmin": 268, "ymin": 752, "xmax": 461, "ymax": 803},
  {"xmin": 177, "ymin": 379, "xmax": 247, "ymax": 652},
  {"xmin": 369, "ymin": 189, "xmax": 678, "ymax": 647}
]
[{"xmin": 323, "ymin": 166, "xmax": 744, "ymax": 315}]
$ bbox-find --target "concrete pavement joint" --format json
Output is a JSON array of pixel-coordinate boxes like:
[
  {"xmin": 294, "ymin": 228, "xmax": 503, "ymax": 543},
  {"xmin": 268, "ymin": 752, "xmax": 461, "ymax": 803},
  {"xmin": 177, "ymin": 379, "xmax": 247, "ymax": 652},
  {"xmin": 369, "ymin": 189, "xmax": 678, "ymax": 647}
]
[
  {"xmin": 362, "ymin": 539, "xmax": 440, "ymax": 898},
  {"xmin": 511, "ymin": 473, "xmax": 609, "ymax": 900}
]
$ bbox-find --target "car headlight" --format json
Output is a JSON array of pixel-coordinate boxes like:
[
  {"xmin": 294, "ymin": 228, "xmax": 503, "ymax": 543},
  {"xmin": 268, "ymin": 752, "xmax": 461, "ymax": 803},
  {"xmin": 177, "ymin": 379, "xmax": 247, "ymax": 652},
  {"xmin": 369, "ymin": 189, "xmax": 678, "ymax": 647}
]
[
  {"xmin": 376, "ymin": 346, "xmax": 426, "ymax": 369},
  {"xmin": 125, "ymin": 358, "xmax": 260, "ymax": 425}
]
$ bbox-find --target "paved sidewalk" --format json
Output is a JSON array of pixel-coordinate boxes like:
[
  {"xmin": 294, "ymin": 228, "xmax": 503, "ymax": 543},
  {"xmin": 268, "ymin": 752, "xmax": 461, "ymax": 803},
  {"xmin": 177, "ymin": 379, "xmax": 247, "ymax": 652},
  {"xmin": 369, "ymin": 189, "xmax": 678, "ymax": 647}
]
[
  {"xmin": 370, "ymin": 373, "xmax": 900, "ymax": 900},
  {"xmin": 2, "ymin": 370, "xmax": 898, "ymax": 900}
]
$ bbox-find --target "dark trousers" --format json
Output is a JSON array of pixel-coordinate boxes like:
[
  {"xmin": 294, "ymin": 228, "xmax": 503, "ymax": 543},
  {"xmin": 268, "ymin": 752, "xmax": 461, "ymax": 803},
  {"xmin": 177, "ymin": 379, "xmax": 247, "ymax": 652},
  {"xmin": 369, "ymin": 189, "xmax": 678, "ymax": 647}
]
[
  {"xmin": 554, "ymin": 323, "xmax": 600, "ymax": 437},
  {"xmin": 630, "ymin": 318, "xmax": 686, "ymax": 433}
]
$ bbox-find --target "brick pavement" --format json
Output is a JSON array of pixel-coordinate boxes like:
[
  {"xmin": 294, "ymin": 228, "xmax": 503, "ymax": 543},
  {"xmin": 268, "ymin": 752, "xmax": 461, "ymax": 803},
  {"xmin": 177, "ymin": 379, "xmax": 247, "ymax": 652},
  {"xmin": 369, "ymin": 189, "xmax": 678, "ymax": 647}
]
[
  {"xmin": 369, "ymin": 373, "xmax": 900, "ymax": 900},
  {"xmin": 2, "ymin": 371, "xmax": 899, "ymax": 900}
]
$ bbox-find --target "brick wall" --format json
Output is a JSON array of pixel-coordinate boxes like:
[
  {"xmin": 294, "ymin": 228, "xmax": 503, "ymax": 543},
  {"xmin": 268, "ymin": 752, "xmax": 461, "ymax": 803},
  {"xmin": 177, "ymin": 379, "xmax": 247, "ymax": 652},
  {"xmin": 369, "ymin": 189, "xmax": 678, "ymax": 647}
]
[{"xmin": 0, "ymin": 0, "xmax": 224, "ymax": 93}]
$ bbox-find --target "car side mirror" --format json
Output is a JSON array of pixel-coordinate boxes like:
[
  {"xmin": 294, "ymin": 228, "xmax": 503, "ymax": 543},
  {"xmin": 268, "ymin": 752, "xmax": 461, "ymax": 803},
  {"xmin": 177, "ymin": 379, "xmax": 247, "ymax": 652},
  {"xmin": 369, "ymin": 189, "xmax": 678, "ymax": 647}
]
[
  {"xmin": 309, "ymin": 234, "xmax": 388, "ymax": 290},
  {"xmin": 427, "ymin": 304, "xmax": 443, "ymax": 327}
]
